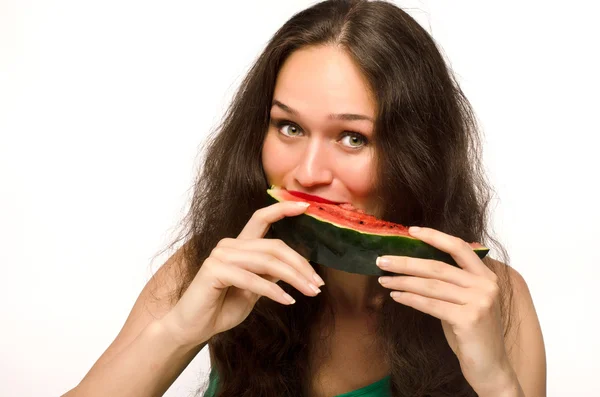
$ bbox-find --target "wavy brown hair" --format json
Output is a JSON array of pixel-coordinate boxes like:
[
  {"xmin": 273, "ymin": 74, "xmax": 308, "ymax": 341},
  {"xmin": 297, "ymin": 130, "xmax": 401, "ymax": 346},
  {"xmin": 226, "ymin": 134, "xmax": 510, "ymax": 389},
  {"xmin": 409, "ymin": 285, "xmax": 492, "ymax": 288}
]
[{"xmin": 155, "ymin": 0, "xmax": 515, "ymax": 396}]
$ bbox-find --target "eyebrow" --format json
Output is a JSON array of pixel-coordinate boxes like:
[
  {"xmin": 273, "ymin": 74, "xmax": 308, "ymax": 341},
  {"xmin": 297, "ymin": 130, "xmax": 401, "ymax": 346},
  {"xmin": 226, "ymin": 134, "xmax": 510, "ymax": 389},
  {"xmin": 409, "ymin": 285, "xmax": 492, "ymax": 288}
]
[{"xmin": 272, "ymin": 99, "xmax": 374, "ymax": 123}]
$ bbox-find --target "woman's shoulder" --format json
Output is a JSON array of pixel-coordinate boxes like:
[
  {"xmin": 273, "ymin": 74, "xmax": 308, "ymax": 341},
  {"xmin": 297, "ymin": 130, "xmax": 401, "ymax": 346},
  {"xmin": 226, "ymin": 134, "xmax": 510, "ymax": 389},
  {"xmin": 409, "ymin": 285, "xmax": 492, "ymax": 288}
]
[
  {"xmin": 487, "ymin": 258, "xmax": 536, "ymax": 327},
  {"xmin": 497, "ymin": 260, "xmax": 547, "ymax": 396},
  {"xmin": 491, "ymin": 258, "xmax": 533, "ymax": 310}
]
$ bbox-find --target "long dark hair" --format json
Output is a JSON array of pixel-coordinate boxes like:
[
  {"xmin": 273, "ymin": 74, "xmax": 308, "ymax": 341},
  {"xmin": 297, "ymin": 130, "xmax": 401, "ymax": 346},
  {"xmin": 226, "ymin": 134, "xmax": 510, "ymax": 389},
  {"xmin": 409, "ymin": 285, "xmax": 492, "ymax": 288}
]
[{"xmin": 154, "ymin": 1, "xmax": 515, "ymax": 395}]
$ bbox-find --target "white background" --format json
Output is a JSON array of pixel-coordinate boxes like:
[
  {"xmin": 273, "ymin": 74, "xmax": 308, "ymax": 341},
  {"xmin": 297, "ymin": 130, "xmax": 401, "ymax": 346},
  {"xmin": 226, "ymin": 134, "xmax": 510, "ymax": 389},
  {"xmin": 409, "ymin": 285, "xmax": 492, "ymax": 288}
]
[{"xmin": 1, "ymin": 1, "xmax": 599, "ymax": 396}]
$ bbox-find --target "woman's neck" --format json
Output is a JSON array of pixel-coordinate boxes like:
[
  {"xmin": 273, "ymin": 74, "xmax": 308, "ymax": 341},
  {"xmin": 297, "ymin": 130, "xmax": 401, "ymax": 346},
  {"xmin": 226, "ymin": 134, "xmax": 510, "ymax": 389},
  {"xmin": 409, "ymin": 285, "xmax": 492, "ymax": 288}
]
[{"xmin": 318, "ymin": 265, "xmax": 383, "ymax": 316}]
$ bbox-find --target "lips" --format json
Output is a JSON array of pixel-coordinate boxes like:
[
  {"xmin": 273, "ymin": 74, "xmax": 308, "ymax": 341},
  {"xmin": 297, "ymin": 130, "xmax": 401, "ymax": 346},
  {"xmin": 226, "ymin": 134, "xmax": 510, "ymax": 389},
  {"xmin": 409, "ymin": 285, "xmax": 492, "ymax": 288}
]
[{"xmin": 286, "ymin": 190, "xmax": 343, "ymax": 204}]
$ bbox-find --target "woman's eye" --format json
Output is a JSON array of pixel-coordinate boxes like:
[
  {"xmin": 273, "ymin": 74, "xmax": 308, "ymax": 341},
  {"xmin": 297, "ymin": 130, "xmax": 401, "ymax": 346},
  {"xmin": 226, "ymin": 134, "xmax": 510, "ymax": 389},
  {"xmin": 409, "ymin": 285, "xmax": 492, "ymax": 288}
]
[
  {"xmin": 277, "ymin": 121, "xmax": 302, "ymax": 137},
  {"xmin": 273, "ymin": 119, "xmax": 367, "ymax": 148},
  {"xmin": 340, "ymin": 133, "xmax": 367, "ymax": 148}
]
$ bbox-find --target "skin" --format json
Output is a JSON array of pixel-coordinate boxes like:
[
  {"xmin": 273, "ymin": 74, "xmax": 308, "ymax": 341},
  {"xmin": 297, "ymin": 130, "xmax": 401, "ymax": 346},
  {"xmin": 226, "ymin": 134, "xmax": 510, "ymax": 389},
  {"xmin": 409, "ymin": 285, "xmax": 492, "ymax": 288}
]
[
  {"xmin": 262, "ymin": 44, "xmax": 379, "ymax": 314},
  {"xmin": 262, "ymin": 45, "xmax": 546, "ymax": 396}
]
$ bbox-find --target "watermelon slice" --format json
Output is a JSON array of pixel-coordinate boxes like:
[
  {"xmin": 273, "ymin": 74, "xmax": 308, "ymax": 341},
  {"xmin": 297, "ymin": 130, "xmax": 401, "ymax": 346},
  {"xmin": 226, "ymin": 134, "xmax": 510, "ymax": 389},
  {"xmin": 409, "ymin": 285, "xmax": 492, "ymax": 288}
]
[{"xmin": 266, "ymin": 186, "xmax": 489, "ymax": 275}]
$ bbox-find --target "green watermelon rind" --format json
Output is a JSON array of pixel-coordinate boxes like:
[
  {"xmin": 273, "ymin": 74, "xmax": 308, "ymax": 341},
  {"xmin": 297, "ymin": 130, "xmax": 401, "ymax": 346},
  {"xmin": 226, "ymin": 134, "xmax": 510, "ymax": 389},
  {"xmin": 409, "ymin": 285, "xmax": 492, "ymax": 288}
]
[{"xmin": 266, "ymin": 190, "xmax": 489, "ymax": 276}]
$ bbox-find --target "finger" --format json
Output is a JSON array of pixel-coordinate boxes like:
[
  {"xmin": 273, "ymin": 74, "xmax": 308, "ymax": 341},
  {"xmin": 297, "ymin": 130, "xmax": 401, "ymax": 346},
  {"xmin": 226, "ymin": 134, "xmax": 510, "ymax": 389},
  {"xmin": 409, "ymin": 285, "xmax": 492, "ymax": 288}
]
[
  {"xmin": 390, "ymin": 291, "xmax": 462, "ymax": 324},
  {"xmin": 376, "ymin": 256, "xmax": 478, "ymax": 288},
  {"xmin": 218, "ymin": 237, "xmax": 324, "ymax": 287},
  {"xmin": 208, "ymin": 259, "xmax": 297, "ymax": 305},
  {"xmin": 408, "ymin": 227, "xmax": 495, "ymax": 278},
  {"xmin": 210, "ymin": 246, "xmax": 321, "ymax": 297},
  {"xmin": 379, "ymin": 275, "xmax": 473, "ymax": 305},
  {"xmin": 238, "ymin": 201, "xmax": 310, "ymax": 240}
]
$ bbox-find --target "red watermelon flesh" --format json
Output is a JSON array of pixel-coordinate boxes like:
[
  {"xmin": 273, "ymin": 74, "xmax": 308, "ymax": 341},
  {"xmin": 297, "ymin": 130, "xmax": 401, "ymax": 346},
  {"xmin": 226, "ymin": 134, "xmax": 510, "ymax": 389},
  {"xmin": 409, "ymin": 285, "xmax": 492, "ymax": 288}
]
[{"xmin": 275, "ymin": 187, "xmax": 486, "ymax": 249}]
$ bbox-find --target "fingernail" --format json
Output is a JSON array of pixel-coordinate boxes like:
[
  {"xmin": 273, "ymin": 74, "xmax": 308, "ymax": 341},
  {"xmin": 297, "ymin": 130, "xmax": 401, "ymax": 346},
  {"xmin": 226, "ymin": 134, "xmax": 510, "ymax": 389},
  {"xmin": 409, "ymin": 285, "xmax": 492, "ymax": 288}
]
[
  {"xmin": 313, "ymin": 273, "xmax": 325, "ymax": 286},
  {"xmin": 378, "ymin": 276, "xmax": 391, "ymax": 284},
  {"xmin": 308, "ymin": 282, "xmax": 321, "ymax": 294},
  {"xmin": 295, "ymin": 202, "xmax": 310, "ymax": 207},
  {"xmin": 409, "ymin": 226, "xmax": 421, "ymax": 234},
  {"xmin": 283, "ymin": 292, "xmax": 296, "ymax": 304},
  {"xmin": 376, "ymin": 257, "xmax": 390, "ymax": 268}
]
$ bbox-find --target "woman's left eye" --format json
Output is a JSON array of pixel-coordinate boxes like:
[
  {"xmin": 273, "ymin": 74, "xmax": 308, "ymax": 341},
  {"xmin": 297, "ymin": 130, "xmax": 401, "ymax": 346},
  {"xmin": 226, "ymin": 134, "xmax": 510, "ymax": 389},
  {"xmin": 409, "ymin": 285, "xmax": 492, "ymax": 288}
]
[{"xmin": 340, "ymin": 132, "xmax": 368, "ymax": 148}]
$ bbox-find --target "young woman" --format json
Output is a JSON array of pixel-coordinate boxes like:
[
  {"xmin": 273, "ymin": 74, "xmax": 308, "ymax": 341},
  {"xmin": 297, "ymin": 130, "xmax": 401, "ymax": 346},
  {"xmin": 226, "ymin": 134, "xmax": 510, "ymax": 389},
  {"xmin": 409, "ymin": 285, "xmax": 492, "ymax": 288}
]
[{"xmin": 63, "ymin": 1, "xmax": 546, "ymax": 396}]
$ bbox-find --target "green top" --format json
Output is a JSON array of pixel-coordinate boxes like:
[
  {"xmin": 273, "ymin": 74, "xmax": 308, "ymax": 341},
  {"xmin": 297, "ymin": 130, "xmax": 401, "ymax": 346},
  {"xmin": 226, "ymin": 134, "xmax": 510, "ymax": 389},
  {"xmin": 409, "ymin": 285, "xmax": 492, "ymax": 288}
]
[{"xmin": 203, "ymin": 368, "xmax": 391, "ymax": 397}]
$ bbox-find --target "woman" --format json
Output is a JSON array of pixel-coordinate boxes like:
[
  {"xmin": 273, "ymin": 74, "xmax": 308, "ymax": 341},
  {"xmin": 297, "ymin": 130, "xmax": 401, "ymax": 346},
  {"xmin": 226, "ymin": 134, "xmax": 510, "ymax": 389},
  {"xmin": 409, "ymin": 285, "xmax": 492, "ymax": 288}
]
[{"xmin": 63, "ymin": 1, "xmax": 545, "ymax": 396}]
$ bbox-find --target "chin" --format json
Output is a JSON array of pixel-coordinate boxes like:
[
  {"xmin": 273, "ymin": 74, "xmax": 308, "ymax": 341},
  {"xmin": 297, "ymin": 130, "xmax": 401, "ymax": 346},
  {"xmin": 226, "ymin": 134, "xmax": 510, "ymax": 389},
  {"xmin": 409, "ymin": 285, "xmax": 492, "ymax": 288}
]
[{"xmin": 362, "ymin": 204, "xmax": 384, "ymax": 219}]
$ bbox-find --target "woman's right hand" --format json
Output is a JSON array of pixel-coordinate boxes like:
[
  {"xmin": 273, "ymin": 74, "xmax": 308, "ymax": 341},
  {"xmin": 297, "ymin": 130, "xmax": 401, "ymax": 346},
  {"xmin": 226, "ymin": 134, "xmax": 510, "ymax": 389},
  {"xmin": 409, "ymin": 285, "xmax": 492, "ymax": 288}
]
[{"xmin": 160, "ymin": 201, "xmax": 325, "ymax": 348}]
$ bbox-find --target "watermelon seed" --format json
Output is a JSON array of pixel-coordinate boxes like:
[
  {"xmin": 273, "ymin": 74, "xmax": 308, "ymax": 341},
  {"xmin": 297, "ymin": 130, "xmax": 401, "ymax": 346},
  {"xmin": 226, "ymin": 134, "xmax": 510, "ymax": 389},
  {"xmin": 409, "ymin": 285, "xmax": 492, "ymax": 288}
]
[{"xmin": 359, "ymin": 221, "xmax": 364, "ymax": 224}]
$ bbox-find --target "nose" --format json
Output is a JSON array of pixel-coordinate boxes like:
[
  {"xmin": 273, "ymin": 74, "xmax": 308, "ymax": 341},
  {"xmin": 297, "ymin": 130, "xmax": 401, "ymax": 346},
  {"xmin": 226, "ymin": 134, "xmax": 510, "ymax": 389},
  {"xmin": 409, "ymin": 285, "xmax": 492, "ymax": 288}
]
[{"xmin": 293, "ymin": 138, "xmax": 334, "ymax": 188}]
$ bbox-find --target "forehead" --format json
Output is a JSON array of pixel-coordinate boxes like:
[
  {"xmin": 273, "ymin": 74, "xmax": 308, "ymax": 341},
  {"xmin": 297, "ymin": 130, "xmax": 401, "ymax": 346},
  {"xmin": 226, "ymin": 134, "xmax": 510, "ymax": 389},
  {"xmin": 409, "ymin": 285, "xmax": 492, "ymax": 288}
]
[{"xmin": 272, "ymin": 45, "xmax": 376, "ymax": 118}]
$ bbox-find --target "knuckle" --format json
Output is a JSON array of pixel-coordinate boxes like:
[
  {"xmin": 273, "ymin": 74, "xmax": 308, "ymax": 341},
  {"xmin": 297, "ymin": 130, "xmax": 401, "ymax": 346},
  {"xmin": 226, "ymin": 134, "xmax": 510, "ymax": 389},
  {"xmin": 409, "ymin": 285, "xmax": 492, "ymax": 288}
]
[
  {"xmin": 422, "ymin": 296, "xmax": 438, "ymax": 310},
  {"xmin": 478, "ymin": 295, "xmax": 494, "ymax": 310},
  {"xmin": 217, "ymin": 238, "xmax": 233, "ymax": 248},
  {"xmin": 264, "ymin": 254, "xmax": 279, "ymax": 269},
  {"xmin": 253, "ymin": 207, "xmax": 268, "ymax": 220},
  {"xmin": 430, "ymin": 260, "xmax": 445, "ymax": 275},
  {"xmin": 424, "ymin": 278, "xmax": 439, "ymax": 293},
  {"xmin": 202, "ymin": 257, "xmax": 219, "ymax": 272},
  {"xmin": 269, "ymin": 281, "xmax": 284, "ymax": 298},
  {"xmin": 466, "ymin": 309, "xmax": 483, "ymax": 327},
  {"xmin": 272, "ymin": 239, "xmax": 286, "ymax": 249},
  {"xmin": 272, "ymin": 283, "xmax": 285, "ymax": 296},
  {"xmin": 456, "ymin": 238, "xmax": 468, "ymax": 250},
  {"xmin": 398, "ymin": 256, "xmax": 409, "ymax": 270},
  {"xmin": 487, "ymin": 280, "xmax": 500, "ymax": 296},
  {"xmin": 243, "ymin": 271, "xmax": 260, "ymax": 288},
  {"xmin": 210, "ymin": 246, "xmax": 228, "ymax": 259}
]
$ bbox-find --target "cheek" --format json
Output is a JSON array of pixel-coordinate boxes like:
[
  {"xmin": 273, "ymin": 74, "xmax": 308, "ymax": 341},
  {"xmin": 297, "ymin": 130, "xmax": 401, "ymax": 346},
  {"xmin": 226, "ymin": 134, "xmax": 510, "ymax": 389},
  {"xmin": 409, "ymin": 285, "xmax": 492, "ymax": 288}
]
[
  {"xmin": 262, "ymin": 133, "xmax": 290, "ymax": 183},
  {"xmin": 336, "ymin": 153, "xmax": 378, "ymax": 206}
]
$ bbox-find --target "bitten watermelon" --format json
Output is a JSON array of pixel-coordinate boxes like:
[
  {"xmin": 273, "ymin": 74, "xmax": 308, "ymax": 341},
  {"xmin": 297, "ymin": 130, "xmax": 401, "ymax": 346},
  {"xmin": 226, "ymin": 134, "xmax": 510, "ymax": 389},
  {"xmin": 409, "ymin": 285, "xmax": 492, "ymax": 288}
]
[{"xmin": 266, "ymin": 186, "xmax": 489, "ymax": 276}]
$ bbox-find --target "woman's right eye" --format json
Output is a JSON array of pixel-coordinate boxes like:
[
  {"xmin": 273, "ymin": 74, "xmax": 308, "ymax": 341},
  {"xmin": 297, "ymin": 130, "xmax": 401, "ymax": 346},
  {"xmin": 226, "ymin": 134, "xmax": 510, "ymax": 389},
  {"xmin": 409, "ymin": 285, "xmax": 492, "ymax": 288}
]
[{"xmin": 275, "ymin": 120, "xmax": 303, "ymax": 137}]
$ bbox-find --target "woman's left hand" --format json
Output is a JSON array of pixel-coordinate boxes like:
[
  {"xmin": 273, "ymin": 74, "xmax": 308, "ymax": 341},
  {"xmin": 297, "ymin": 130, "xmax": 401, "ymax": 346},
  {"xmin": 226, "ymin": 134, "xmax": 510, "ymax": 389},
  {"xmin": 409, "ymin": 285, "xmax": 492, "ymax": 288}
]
[{"xmin": 376, "ymin": 226, "xmax": 521, "ymax": 396}]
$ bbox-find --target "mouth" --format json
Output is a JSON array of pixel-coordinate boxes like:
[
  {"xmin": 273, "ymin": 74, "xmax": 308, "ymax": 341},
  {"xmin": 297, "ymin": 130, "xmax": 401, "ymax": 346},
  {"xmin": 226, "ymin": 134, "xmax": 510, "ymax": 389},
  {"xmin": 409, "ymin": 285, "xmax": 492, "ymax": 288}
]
[{"xmin": 286, "ymin": 190, "xmax": 344, "ymax": 205}]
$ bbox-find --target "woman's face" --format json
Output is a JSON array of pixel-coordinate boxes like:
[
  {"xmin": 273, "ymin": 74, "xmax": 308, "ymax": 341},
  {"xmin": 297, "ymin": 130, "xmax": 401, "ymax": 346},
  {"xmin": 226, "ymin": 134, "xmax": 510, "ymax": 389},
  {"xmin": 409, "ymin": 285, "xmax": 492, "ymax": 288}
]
[{"xmin": 262, "ymin": 45, "xmax": 378, "ymax": 213}]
